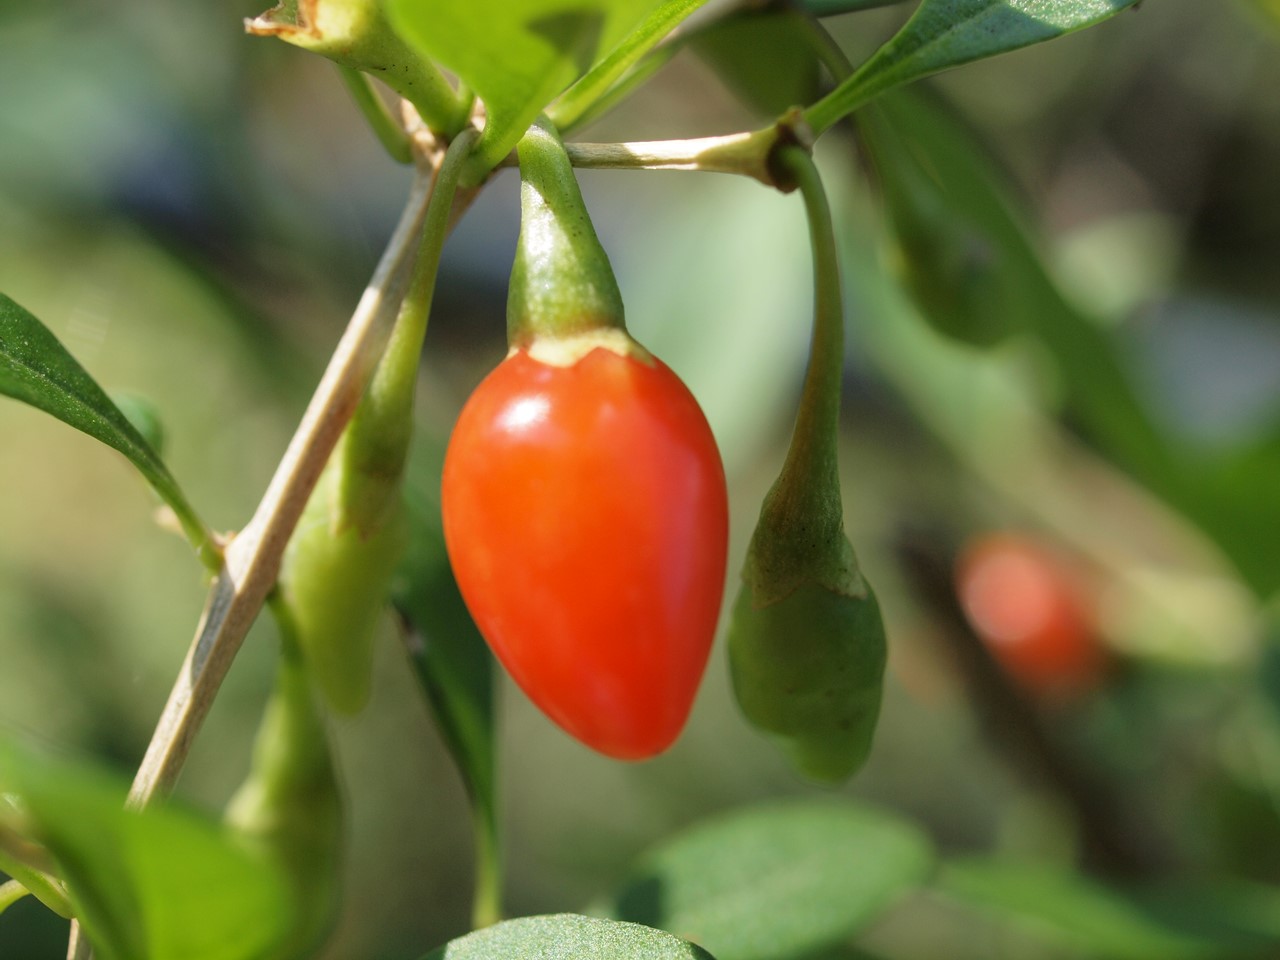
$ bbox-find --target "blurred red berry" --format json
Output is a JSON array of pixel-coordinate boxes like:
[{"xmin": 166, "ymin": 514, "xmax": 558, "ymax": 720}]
[{"xmin": 956, "ymin": 533, "xmax": 1107, "ymax": 700}]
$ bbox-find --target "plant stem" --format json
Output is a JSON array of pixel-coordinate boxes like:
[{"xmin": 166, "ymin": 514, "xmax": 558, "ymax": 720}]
[
  {"xmin": 548, "ymin": 0, "xmax": 709, "ymax": 130},
  {"xmin": 122, "ymin": 161, "xmax": 435, "ymax": 807},
  {"xmin": 65, "ymin": 131, "xmax": 481, "ymax": 960},
  {"xmin": 341, "ymin": 128, "xmax": 479, "ymax": 522},
  {"xmin": 162, "ymin": 488, "xmax": 223, "ymax": 573},
  {"xmin": 124, "ymin": 132, "xmax": 476, "ymax": 804},
  {"xmin": 338, "ymin": 66, "xmax": 413, "ymax": 165},
  {"xmin": 804, "ymin": 66, "xmax": 881, "ymax": 138},
  {"xmin": 0, "ymin": 841, "xmax": 72, "ymax": 919},
  {"xmin": 769, "ymin": 145, "xmax": 845, "ymax": 522},
  {"xmin": 799, "ymin": 16, "xmax": 880, "ymax": 137},
  {"xmin": 496, "ymin": 128, "xmax": 785, "ymax": 186},
  {"xmin": 796, "ymin": 11, "xmax": 855, "ymax": 82},
  {"xmin": 62, "ymin": 162, "xmax": 437, "ymax": 960},
  {"xmin": 471, "ymin": 796, "xmax": 502, "ymax": 929},
  {"xmin": 0, "ymin": 879, "xmax": 28, "ymax": 917}
]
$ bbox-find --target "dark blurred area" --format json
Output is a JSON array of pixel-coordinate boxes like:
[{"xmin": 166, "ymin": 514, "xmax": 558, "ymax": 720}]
[{"xmin": 2, "ymin": 1, "xmax": 1279, "ymax": 958}]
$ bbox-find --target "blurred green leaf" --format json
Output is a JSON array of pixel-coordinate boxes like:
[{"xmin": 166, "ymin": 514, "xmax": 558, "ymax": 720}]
[
  {"xmin": 392, "ymin": 434, "xmax": 497, "ymax": 899},
  {"xmin": 1263, "ymin": 598, "xmax": 1280, "ymax": 682},
  {"xmin": 806, "ymin": 0, "xmax": 1141, "ymax": 132},
  {"xmin": 802, "ymin": 0, "xmax": 909, "ymax": 12},
  {"xmin": 0, "ymin": 835, "xmax": 71, "ymax": 921},
  {"xmin": 109, "ymin": 392, "xmax": 167, "ymax": 458},
  {"xmin": 0, "ymin": 737, "xmax": 292, "ymax": 960},
  {"xmin": 550, "ymin": 0, "xmax": 711, "ymax": 130},
  {"xmin": 1250, "ymin": 0, "xmax": 1280, "ymax": 30},
  {"xmin": 604, "ymin": 800, "xmax": 932, "ymax": 960},
  {"xmin": 851, "ymin": 90, "xmax": 1280, "ymax": 596},
  {"xmin": 0, "ymin": 294, "xmax": 212, "ymax": 562},
  {"xmin": 939, "ymin": 859, "xmax": 1280, "ymax": 959},
  {"xmin": 691, "ymin": 10, "xmax": 821, "ymax": 118},
  {"xmin": 418, "ymin": 914, "xmax": 716, "ymax": 959},
  {"xmin": 385, "ymin": 0, "xmax": 660, "ymax": 174},
  {"xmin": 223, "ymin": 640, "xmax": 343, "ymax": 960},
  {"xmin": 0, "ymin": 880, "xmax": 29, "ymax": 918},
  {"xmin": 857, "ymin": 91, "xmax": 1175, "ymax": 480},
  {"xmin": 859, "ymin": 99, "xmax": 1013, "ymax": 347},
  {"xmin": 1192, "ymin": 434, "xmax": 1280, "ymax": 595}
]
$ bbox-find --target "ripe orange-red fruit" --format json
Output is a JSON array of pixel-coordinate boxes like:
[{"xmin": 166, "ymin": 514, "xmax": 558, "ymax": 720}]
[{"xmin": 441, "ymin": 344, "xmax": 729, "ymax": 760}]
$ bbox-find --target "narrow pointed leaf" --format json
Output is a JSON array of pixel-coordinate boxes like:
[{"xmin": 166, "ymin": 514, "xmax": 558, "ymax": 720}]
[
  {"xmin": 860, "ymin": 89, "xmax": 1175, "ymax": 471},
  {"xmin": 604, "ymin": 801, "xmax": 932, "ymax": 960},
  {"xmin": 549, "ymin": 0, "xmax": 712, "ymax": 130},
  {"xmin": 419, "ymin": 914, "xmax": 717, "ymax": 960},
  {"xmin": 393, "ymin": 451, "xmax": 496, "ymax": 822},
  {"xmin": 802, "ymin": 0, "xmax": 909, "ymax": 11},
  {"xmin": 939, "ymin": 859, "xmax": 1280, "ymax": 959},
  {"xmin": 0, "ymin": 880, "xmax": 29, "ymax": 918},
  {"xmin": 0, "ymin": 294, "xmax": 212, "ymax": 561},
  {"xmin": 806, "ymin": 0, "xmax": 1142, "ymax": 133},
  {"xmin": 385, "ymin": 0, "xmax": 660, "ymax": 175},
  {"xmin": 393, "ymin": 432, "xmax": 498, "ymax": 926},
  {"xmin": 0, "ymin": 737, "xmax": 292, "ymax": 960}
]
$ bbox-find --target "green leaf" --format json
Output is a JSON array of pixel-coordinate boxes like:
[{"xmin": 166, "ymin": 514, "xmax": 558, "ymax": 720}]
[
  {"xmin": 0, "ymin": 737, "xmax": 292, "ymax": 960},
  {"xmin": 224, "ymin": 638, "xmax": 343, "ymax": 959},
  {"xmin": 1249, "ymin": 0, "xmax": 1280, "ymax": 30},
  {"xmin": 393, "ymin": 436, "xmax": 495, "ymax": 817},
  {"xmin": 419, "ymin": 914, "xmax": 717, "ymax": 959},
  {"xmin": 801, "ymin": 0, "xmax": 909, "ymax": 13},
  {"xmin": 0, "ymin": 879, "xmax": 30, "ymax": 918},
  {"xmin": 549, "ymin": 0, "xmax": 711, "ymax": 130},
  {"xmin": 852, "ymin": 91, "xmax": 1280, "ymax": 597},
  {"xmin": 690, "ymin": 10, "xmax": 822, "ymax": 118},
  {"xmin": 0, "ymin": 839, "xmax": 72, "ymax": 920},
  {"xmin": 393, "ymin": 433, "xmax": 498, "ymax": 920},
  {"xmin": 0, "ymin": 294, "xmax": 215, "ymax": 565},
  {"xmin": 860, "ymin": 90, "xmax": 1174, "ymax": 479},
  {"xmin": 109, "ymin": 392, "xmax": 167, "ymax": 457},
  {"xmin": 385, "ymin": 0, "xmax": 659, "ymax": 175},
  {"xmin": 858, "ymin": 97, "xmax": 1013, "ymax": 348},
  {"xmin": 1189, "ymin": 431, "xmax": 1280, "ymax": 597},
  {"xmin": 604, "ymin": 801, "xmax": 932, "ymax": 960},
  {"xmin": 806, "ymin": 0, "xmax": 1141, "ymax": 133},
  {"xmin": 939, "ymin": 860, "xmax": 1280, "ymax": 960}
]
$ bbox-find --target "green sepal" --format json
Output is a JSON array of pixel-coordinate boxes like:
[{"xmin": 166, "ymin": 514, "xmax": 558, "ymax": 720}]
[
  {"xmin": 246, "ymin": 0, "xmax": 466, "ymax": 134},
  {"xmin": 729, "ymin": 527, "xmax": 886, "ymax": 784},
  {"xmin": 225, "ymin": 637, "xmax": 343, "ymax": 960},
  {"xmin": 507, "ymin": 118, "xmax": 628, "ymax": 348},
  {"xmin": 729, "ymin": 417, "xmax": 887, "ymax": 786},
  {"xmin": 278, "ymin": 460, "xmax": 409, "ymax": 715},
  {"xmin": 336, "ymin": 362, "xmax": 415, "ymax": 539},
  {"xmin": 727, "ymin": 145, "xmax": 885, "ymax": 785},
  {"xmin": 279, "ymin": 129, "xmax": 479, "ymax": 718},
  {"xmin": 741, "ymin": 455, "xmax": 867, "ymax": 604}
]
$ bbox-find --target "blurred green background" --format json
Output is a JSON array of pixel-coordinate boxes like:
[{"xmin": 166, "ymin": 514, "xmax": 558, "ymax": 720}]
[{"xmin": 2, "ymin": 0, "xmax": 1280, "ymax": 958}]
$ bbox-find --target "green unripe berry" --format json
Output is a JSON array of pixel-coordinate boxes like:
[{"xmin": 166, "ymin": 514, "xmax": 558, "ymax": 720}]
[
  {"xmin": 226, "ymin": 639, "xmax": 342, "ymax": 959},
  {"xmin": 729, "ymin": 575, "xmax": 885, "ymax": 784},
  {"xmin": 278, "ymin": 460, "xmax": 408, "ymax": 716}
]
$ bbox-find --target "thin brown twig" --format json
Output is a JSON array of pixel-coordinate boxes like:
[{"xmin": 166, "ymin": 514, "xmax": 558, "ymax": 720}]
[{"xmin": 64, "ymin": 151, "xmax": 445, "ymax": 960}]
